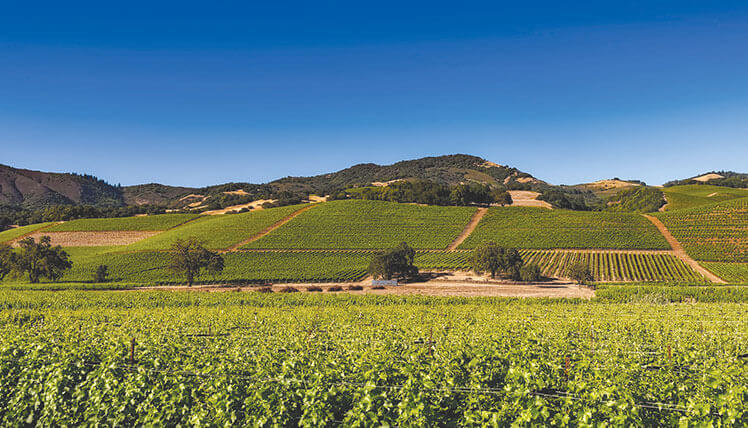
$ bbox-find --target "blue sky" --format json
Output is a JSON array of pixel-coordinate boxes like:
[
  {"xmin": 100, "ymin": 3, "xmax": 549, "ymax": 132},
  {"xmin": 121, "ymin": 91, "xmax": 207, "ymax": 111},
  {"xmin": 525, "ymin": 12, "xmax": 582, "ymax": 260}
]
[{"xmin": 1, "ymin": 1, "xmax": 747, "ymax": 186}]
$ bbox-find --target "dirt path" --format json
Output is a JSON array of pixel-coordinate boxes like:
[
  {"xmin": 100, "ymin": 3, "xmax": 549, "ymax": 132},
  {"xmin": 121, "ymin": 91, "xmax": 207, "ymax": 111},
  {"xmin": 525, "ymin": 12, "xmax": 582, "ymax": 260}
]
[
  {"xmin": 447, "ymin": 208, "xmax": 487, "ymax": 250},
  {"xmin": 131, "ymin": 280, "xmax": 594, "ymax": 299},
  {"xmin": 642, "ymin": 214, "xmax": 726, "ymax": 283},
  {"xmin": 227, "ymin": 204, "xmax": 316, "ymax": 251}
]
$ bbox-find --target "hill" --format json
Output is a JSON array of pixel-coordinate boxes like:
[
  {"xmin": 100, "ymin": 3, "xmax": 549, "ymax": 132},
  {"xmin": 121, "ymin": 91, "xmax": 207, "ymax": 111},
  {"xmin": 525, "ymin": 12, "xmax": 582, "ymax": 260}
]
[
  {"xmin": 0, "ymin": 164, "xmax": 123, "ymax": 209},
  {"xmin": 664, "ymin": 171, "xmax": 748, "ymax": 188}
]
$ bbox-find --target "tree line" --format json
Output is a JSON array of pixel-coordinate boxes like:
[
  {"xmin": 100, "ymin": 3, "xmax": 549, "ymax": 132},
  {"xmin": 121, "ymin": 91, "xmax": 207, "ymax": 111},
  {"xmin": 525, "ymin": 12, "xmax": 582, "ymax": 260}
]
[{"xmin": 332, "ymin": 180, "xmax": 513, "ymax": 207}]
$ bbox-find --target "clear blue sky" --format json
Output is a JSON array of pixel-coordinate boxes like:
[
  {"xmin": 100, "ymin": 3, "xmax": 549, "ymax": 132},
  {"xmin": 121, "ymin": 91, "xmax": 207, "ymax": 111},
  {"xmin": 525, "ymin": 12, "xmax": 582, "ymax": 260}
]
[{"xmin": 2, "ymin": 1, "xmax": 747, "ymax": 187}]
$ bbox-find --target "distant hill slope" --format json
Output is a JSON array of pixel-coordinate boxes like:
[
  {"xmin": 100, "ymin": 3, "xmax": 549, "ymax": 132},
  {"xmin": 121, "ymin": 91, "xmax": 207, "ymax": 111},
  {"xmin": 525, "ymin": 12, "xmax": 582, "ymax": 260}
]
[
  {"xmin": 0, "ymin": 164, "xmax": 123, "ymax": 209},
  {"xmin": 664, "ymin": 171, "xmax": 747, "ymax": 188},
  {"xmin": 270, "ymin": 154, "xmax": 544, "ymax": 195}
]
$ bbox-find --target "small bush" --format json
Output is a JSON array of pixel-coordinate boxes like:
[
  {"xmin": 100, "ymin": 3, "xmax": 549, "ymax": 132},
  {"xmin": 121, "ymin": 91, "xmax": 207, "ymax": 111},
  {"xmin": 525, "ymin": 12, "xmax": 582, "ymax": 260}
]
[
  {"xmin": 520, "ymin": 263, "xmax": 542, "ymax": 282},
  {"xmin": 94, "ymin": 265, "xmax": 109, "ymax": 283},
  {"xmin": 567, "ymin": 262, "xmax": 594, "ymax": 285},
  {"xmin": 255, "ymin": 286, "xmax": 273, "ymax": 293},
  {"xmin": 371, "ymin": 285, "xmax": 386, "ymax": 290},
  {"xmin": 327, "ymin": 285, "xmax": 343, "ymax": 292},
  {"xmin": 347, "ymin": 285, "xmax": 364, "ymax": 291},
  {"xmin": 307, "ymin": 286, "xmax": 323, "ymax": 292},
  {"xmin": 279, "ymin": 286, "xmax": 299, "ymax": 293}
]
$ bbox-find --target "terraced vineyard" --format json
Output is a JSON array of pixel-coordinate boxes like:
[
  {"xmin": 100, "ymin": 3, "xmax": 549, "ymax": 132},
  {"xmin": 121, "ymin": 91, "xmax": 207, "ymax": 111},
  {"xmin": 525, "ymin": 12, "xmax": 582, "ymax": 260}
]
[
  {"xmin": 700, "ymin": 262, "xmax": 748, "ymax": 284},
  {"xmin": 46, "ymin": 214, "xmax": 198, "ymax": 232},
  {"xmin": 656, "ymin": 197, "xmax": 748, "ymax": 262},
  {"xmin": 243, "ymin": 200, "xmax": 477, "ymax": 249},
  {"xmin": 459, "ymin": 207, "xmax": 670, "ymax": 250},
  {"xmin": 0, "ymin": 222, "xmax": 55, "ymax": 243},
  {"xmin": 0, "ymin": 294, "xmax": 745, "ymax": 425},
  {"xmin": 128, "ymin": 204, "xmax": 308, "ymax": 250},
  {"xmin": 414, "ymin": 250, "xmax": 705, "ymax": 282}
]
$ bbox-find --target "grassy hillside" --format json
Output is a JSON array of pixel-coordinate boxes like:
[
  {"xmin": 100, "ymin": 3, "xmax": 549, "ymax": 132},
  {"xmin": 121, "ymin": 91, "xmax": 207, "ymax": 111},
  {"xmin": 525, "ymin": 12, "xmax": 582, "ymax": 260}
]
[
  {"xmin": 655, "ymin": 197, "xmax": 747, "ymax": 262},
  {"xmin": 128, "ymin": 204, "xmax": 308, "ymax": 250},
  {"xmin": 46, "ymin": 214, "xmax": 198, "ymax": 232},
  {"xmin": 0, "ymin": 222, "xmax": 55, "ymax": 243},
  {"xmin": 242, "ymin": 200, "xmax": 477, "ymax": 249},
  {"xmin": 662, "ymin": 185, "xmax": 748, "ymax": 211},
  {"xmin": 459, "ymin": 207, "xmax": 669, "ymax": 250}
]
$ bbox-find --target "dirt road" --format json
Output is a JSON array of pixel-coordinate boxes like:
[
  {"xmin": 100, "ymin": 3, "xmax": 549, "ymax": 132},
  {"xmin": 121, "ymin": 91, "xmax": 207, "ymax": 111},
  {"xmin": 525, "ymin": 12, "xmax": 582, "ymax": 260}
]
[
  {"xmin": 447, "ymin": 208, "xmax": 487, "ymax": 250},
  {"xmin": 642, "ymin": 214, "xmax": 726, "ymax": 283},
  {"xmin": 227, "ymin": 204, "xmax": 316, "ymax": 251}
]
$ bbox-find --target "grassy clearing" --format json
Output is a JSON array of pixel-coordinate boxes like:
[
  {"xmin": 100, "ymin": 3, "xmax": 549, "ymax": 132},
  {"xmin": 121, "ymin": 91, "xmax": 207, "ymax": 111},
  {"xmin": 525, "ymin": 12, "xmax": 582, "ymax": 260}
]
[
  {"xmin": 0, "ymin": 222, "xmax": 55, "ymax": 243},
  {"xmin": 46, "ymin": 214, "xmax": 198, "ymax": 232},
  {"xmin": 459, "ymin": 207, "xmax": 669, "ymax": 250},
  {"xmin": 700, "ymin": 262, "xmax": 748, "ymax": 284},
  {"xmin": 243, "ymin": 200, "xmax": 477, "ymax": 249},
  {"xmin": 655, "ymin": 197, "xmax": 747, "ymax": 262},
  {"xmin": 662, "ymin": 184, "xmax": 748, "ymax": 211},
  {"xmin": 128, "ymin": 204, "xmax": 308, "ymax": 250}
]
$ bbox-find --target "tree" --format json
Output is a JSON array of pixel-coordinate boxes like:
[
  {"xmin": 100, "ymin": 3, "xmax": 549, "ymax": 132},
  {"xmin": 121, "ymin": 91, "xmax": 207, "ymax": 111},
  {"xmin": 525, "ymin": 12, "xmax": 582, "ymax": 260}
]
[
  {"xmin": 492, "ymin": 190, "xmax": 513, "ymax": 206},
  {"xmin": 0, "ymin": 244, "xmax": 14, "ymax": 281},
  {"xmin": 14, "ymin": 236, "xmax": 72, "ymax": 283},
  {"xmin": 567, "ymin": 262, "xmax": 593, "ymax": 285},
  {"xmin": 169, "ymin": 238, "xmax": 225, "ymax": 286},
  {"xmin": 470, "ymin": 242, "xmax": 524, "ymax": 279},
  {"xmin": 94, "ymin": 265, "xmax": 109, "ymax": 283},
  {"xmin": 368, "ymin": 242, "xmax": 418, "ymax": 280}
]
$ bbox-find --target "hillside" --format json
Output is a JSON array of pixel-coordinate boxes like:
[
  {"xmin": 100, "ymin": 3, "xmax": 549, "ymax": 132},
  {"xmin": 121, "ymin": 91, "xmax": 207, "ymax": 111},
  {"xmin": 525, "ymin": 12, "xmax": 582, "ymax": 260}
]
[{"xmin": 0, "ymin": 164, "xmax": 123, "ymax": 209}]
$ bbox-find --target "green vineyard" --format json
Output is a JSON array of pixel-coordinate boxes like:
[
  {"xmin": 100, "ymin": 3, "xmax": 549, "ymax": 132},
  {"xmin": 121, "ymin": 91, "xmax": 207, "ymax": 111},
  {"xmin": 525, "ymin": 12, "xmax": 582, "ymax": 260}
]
[
  {"xmin": 0, "ymin": 293, "xmax": 744, "ymax": 425},
  {"xmin": 414, "ymin": 250, "xmax": 706, "ymax": 283},
  {"xmin": 0, "ymin": 222, "xmax": 55, "ymax": 243},
  {"xmin": 700, "ymin": 262, "xmax": 748, "ymax": 284},
  {"xmin": 459, "ymin": 207, "xmax": 670, "ymax": 250},
  {"xmin": 656, "ymin": 197, "xmax": 748, "ymax": 262},
  {"xmin": 662, "ymin": 184, "xmax": 748, "ymax": 211},
  {"xmin": 242, "ymin": 200, "xmax": 477, "ymax": 249},
  {"xmin": 46, "ymin": 213, "xmax": 199, "ymax": 232},
  {"xmin": 127, "ymin": 204, "xmax": 308, "ymax": 250}
]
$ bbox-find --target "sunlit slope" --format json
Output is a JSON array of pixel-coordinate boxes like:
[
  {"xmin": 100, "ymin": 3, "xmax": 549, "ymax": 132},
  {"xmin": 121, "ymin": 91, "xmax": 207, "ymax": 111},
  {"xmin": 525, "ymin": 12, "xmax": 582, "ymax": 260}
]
[
  {"xmin": 46, "ymin": 214, "xmax": 198, "ymax": 232},
  {"xmin": 0, "ymin": 222, "xmax": 55, "ymax": 243},
  {"xmin": 242, "ymin": 200, "xmax": 477, "ymax": 249},
  {"xmin": 662, "ymin": 185, "xmax": 748, "ymax": 211},
  {"xmin": 459, "ymin": 207, "xmax": 669, "ymax": 249},
  {"xmin": 127, "ymin": 204, "xmax": 309, "ymax": 250},
  {"xmin": 655, "ymin": 197, "xmax": 748, "ymax": 262}
]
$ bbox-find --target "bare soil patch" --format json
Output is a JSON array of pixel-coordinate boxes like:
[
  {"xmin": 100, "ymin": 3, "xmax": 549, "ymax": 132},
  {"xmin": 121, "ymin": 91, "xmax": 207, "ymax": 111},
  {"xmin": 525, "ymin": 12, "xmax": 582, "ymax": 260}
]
[
  {"xmin": 507, "ymin": 191, "xmax": 552, "ymax": 209},
  {"xmin": 15, "ymin": 231, "xmax": 160, "ymax": 247},
  {"xmin": 693, "ymin": 173, "xmax": 723, "ymax": 182},
  {"xmin": 202, "ymin": 199, "xmax": 277, "ymax": 215}
]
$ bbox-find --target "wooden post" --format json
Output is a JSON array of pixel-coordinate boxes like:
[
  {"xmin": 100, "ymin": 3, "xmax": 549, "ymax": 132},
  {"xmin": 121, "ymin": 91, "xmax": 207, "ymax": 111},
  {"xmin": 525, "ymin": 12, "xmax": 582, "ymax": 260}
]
[
  {"xmin": 130, "ymin": 338, "xmax": 135, "ymax": 365},
  {"xmin": 667, "ymin": 345, "xmax": 672, "ymax": 365},
  {"xmin": 565, "ymin": 356, "xmax": 570, "ymax": 378}
]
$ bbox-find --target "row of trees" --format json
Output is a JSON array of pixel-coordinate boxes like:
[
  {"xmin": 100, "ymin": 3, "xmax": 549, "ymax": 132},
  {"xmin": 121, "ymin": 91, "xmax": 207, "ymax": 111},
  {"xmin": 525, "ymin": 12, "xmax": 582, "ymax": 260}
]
[
  {"xmin": 368, "ymin": 241, "xmax": 593, "ymax": 284},
  {"xmin": 337, "ymin": 180, "xmax": 513, "ymax": 207}
]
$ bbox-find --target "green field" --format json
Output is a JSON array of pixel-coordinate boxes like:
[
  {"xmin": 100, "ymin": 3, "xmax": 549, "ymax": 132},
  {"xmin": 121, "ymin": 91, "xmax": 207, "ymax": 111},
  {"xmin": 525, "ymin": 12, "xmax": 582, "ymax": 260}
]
[
  {"xmin": 46, "ymin": 214, "xmax": 199, "ymax": 232},
  {"xmin": 45, "ymin": 249, "xmax": 371, "ymax": 284},
  {"xmin": 0, "ymin": 222, "xmax": 55, "ymax": 243},
  {"xmin": 662, "ymin": 185, "xmax": 748, "ymax": 211},
  {"xmin": 656, "ymin": 197, "xmax": 748, "ymax": 262},
  {"xmin": 243, "ymin": 200, "xmax": 477, "ymax": 249},
  {"xmin": 459, "ymin": 207, "xmax": 669, "ymax": 250},
  {"xmin": 0, "ymin": 292, "xmax": 745, "ymax": 425},
  {"xmin": 415, "ymin": 250, "xmax": 705, "ymax": 283},
  {"xmin": 127, "ymin": 204, "xmax": 308, "ymax": 250},
  {"xmin": 700, "ymin": 262, "xmax": 748, "ymax": 284}
]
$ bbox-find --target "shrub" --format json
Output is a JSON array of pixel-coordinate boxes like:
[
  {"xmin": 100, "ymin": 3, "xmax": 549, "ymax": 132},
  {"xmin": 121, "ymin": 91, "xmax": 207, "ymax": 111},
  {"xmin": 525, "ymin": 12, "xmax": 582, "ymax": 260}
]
[
  {"xmin": 371, "ymin": 285, "xmax": 386, "ymax": 290},
  {"xmin": 347, "ymin": 285, "xmax": 364, "ymax": 291},
  {"xmin": 567, "ymin": 262, "xmax": 594, "ymax": 285},
  {"xmin": 94, "ymin": 265, "xmax": 109, "ymax": 283},
  {"xmin": 327, "ymin": 285, "xmax": 343, "ymax": 292},
  {"xmin": 307, "ymin": 286, "xmax": 323, "ymax": 292},
  {"xmin": 279, "ymin": 286, "xmax": 299, "ymax": 293},
  {"xmin": 519, "ymin": 264, "xmax": 542, "ymax": 282},
  {"xmin": 255, "ymin": 286, "xmax": 273, "ymax": 293}
]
